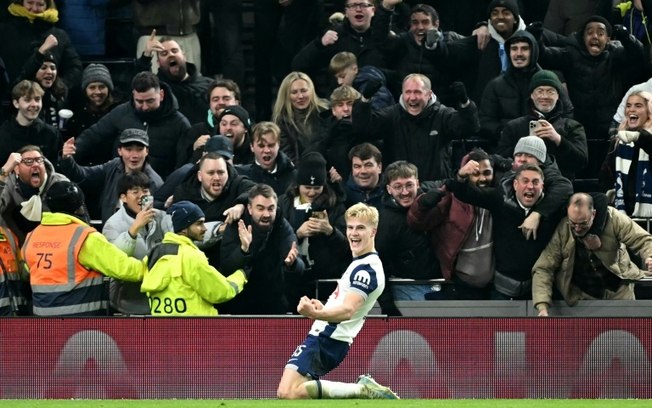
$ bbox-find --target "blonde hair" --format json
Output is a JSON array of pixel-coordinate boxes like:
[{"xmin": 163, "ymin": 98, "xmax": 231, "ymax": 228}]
[
  {"xmin": 330, "ymin": 85, "xmax": 360, "ymax": 104},
  {"xmin": 252, "ymin": 121, "xmax": 281, "ymax": 144},
  {"xmin": 345, "ymin": 202, "xmax": 379, "ymax": 228},
  {"xmin": 272, "ymin": 71, "xmax": 328, "ymax": 133},
  {"xmin": 619, "ymin": 91, "xmax": 652, "ymax": 131},
  {"xmin": 329, "ymin": 51, "xmax": 357, "ymax": 75}
]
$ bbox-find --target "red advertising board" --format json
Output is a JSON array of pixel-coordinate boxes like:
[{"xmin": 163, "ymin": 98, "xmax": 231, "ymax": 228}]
[{"xmin": 0, "ymin": 317, "xmax": 650, "ymax": 399}]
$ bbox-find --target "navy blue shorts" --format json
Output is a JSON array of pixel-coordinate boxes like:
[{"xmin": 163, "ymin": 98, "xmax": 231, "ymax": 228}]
[{"xmin": 284, "ymin": 334, "xmax": 350, "ymax": 379}]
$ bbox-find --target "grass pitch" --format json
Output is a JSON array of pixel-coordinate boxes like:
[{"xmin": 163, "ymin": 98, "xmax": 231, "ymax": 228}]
[{"xmin": 4, "ymin": 400, "xmax": 652, "ymax": 408}]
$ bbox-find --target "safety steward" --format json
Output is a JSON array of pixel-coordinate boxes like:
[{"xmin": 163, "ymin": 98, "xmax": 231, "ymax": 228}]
[
  {"xmin": 22, "ymin": 181, "xmax": 146, "ymax": 316},
  {"xmin": 0, "ymin": 226, "xmax": 29, "ymax": 315},
  {"xmin": 141, "ymin": 200, "xmax": 249, "ymax": 316}
]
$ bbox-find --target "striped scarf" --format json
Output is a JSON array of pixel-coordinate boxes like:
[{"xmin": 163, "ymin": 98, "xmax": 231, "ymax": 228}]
[{"xmin": 613, "ymin": 141, "xmax": 652, "ymax": 216}]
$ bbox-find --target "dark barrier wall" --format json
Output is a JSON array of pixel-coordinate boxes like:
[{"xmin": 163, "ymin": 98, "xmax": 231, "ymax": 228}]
[{"xmin": 0, "ymin": 317, "xmax": 650, "ymax": 399}]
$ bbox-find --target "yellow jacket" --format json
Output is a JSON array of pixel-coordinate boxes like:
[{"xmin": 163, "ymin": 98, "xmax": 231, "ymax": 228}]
[{"xmin": 141, "ymin": 232, "xmax": 247, "ymax": 316}]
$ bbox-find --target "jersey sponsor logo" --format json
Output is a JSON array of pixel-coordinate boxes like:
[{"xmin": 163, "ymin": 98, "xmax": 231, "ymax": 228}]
[{"xmin": 352, "ymin": 270, "xmax": 371, "ymax": 290}]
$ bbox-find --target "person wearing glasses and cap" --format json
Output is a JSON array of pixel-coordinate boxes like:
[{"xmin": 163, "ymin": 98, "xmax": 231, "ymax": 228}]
[{"xmin": 0, "ymin": 145, "xmax": 69, "ymax": 244}]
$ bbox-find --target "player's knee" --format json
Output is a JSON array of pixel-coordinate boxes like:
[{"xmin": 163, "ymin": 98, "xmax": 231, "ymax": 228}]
[{"xmin": 277, "ymin": 385, "xmax": 296, "ymax": 400}]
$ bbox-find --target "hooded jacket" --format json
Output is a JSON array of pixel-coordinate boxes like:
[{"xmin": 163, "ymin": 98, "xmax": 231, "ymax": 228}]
[
  {"xmin": 141, "ymin": 231, "xmax": 247, "ymax": 316},
  {"xmin": 74, "ymin": 81, "xmax": 191, "ymax": 179},
  {"xmin": 407, "ymin": 154, "xmax": 497, "ymax": 281},
  {"xmin": 479, "ymin": 30, "xmax": 575, "ymax": 143},
  {"xmin": 439, "ymin": 15, "xmax": 527, "ymax": 104}
]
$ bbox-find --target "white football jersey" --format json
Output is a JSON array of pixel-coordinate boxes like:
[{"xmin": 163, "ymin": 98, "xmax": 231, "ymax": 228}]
[{"xmin": 309, "ymin": 252, "xmax": 385, "ymax": 344}]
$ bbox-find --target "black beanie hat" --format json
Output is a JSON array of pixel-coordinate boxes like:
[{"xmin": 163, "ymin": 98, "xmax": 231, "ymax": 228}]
[
  {"xmin": 45, "ymin": 181, "xmax": 85, "ymax": 214},
  {"xmin": 488, "ymin": 0, "xmax": 519, "ymax": 21},
  {"xmin": 167, "ymin": 201, "xmax": 205, "ymax": 233},
  {"xmin": 218, "ymin": 105, "xmax": 253, "ymax": 135},
  {"xmin": 296, "ymin": 152, "xmax": 327, "ymax": 187}
]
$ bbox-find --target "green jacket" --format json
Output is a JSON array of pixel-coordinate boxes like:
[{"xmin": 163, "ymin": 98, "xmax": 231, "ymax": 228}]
[{"xmin": 141, "ymin": 232, "xmax": 246, "ymax": 316}]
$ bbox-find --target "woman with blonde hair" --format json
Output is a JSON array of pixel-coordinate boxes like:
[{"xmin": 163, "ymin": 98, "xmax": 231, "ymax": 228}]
[
  {"xmin": 600, "ymin": 90, "xmax": 652, "ymax": 216},
  {"xmin": 272, "ymin": 71, "xmax": 329, "ymax": 165}
]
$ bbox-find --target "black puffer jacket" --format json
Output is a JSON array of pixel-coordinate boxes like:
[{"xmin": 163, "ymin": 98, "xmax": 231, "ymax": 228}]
[
  {"xmin": 219, "ymin": 209, "xmax": 305, "ymax": 315},
  {"xmin": 498, "ymin": 101, "xmax": 588, "ymax": 181},
  {"xmin": 74, "ymin": 82, "xmax": 191, "ymax": 178},
  {"xmin": 136, "ymin": 56, "xmax": 212, "ymax": 125},
  {"xmin": 236, "ymin": 151, "xmax": 296, "ymax": 196},
  {"xmin": 172, "ymin": 163, "xmax": 254, "ymax": 223},
  {"xmin": 352, "ymin": 94, "xmax": 480, "ymax": 181},
  {"xmin": 0, "ymin": 15, "xmax": 82, "ymax": 89},
  {"xmin": 539, "ymin": 28, "xmax": 646, "ymax": 140},
  {"xmin": 292, "ymin": 19, "xmax": 387, "ymax": 76},
  {"xmin": 371, "ymin": 3, "xmax": 464, "ymax": 106},
  {"xmin": 376, "ymin": 193, "xmax": 441, "ymax": 280}
]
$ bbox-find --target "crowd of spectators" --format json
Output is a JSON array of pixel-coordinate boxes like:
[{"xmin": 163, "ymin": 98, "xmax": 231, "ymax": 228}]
[{"xmin": 2, "ymin": 0, "xmax": 652, "ymax": 317}]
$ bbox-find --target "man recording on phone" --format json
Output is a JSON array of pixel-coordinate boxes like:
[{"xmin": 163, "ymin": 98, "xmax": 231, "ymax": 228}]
[
  {"xmin": 102, "ymin": 171, "xmax": 173, "ymax": 315},
  {"xmin": 497, "ymin": 70, "xmax": 588, "ymax": 181}
]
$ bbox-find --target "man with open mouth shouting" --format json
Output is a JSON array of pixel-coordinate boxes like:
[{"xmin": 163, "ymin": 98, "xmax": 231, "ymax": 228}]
[{"xmin": 0, "ymin": 144, "xmax": 69, "ymax": 245}]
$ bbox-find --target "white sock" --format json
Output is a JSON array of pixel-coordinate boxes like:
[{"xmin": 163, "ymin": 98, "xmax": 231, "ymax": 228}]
[{"xmin": 305, "ymin": 380, "xmax": 364, "ymax": 399}]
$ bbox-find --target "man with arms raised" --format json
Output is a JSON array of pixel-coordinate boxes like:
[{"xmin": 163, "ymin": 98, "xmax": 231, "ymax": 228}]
[
  {"xmin": 137, "ymin": 35, "xmax": 212, "ymax": 125},
  {"xmin": 353, "ymin": 73, "xmax": 478, "ymax": 182}
]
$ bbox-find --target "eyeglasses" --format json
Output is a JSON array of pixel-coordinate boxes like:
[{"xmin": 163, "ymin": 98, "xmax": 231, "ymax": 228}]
[
  {"xmin": 533, "ymin": 88, "xmax": 558, "ymax": 97},
  {"xmin": 388, "ymin": 182, "xmax": 416, "ymax": 192},
  {"xmin": 345, "ymin": 3, "xmax": 373, "ymax": 9},
  {"xmin": 20, "ymin": 157, "xmax": 45, "ymax": 166}
]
